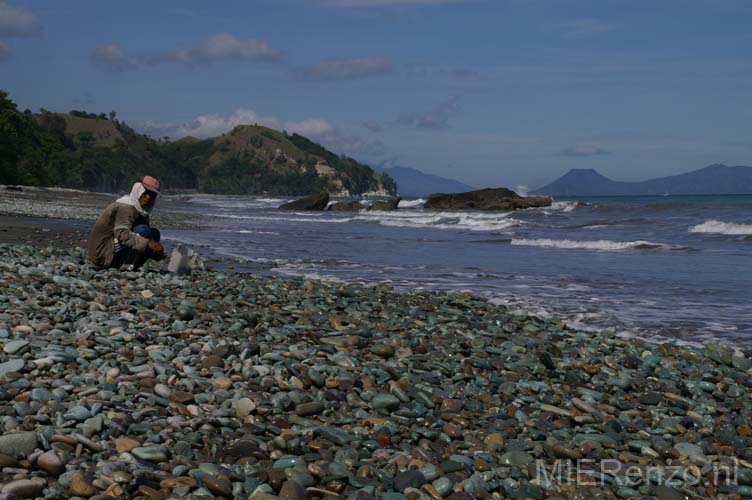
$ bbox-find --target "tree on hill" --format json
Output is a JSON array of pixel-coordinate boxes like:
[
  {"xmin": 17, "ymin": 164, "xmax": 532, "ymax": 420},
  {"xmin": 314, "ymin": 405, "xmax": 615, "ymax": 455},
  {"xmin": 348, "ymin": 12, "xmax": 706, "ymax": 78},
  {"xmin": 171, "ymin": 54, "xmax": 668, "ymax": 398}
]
[{"xmin": 0, "ymin": 91, "xmax": 397, "ymax": 195}]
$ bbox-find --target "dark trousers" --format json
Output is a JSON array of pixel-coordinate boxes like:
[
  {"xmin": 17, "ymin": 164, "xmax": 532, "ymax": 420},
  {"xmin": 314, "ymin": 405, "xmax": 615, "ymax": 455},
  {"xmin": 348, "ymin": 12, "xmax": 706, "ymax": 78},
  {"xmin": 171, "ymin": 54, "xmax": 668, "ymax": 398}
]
[
  {"xmin": 112, "ymin": 225, "xmax": 161, "ymax": 270},
  {"xmin": 133, "ymin": 225, "xmax": 161, "ymax": 242}
]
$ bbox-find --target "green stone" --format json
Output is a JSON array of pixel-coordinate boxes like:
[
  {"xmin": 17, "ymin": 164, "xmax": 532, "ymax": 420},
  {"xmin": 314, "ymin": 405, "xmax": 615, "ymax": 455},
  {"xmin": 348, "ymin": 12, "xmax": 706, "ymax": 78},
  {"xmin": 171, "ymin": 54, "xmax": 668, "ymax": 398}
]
[
  {"xmin": 617, "ymin": 487, "xmax": 640, "ymax": 499},
  {"xmin": 371, "ymin": 393, "xmax": 401, "ymax": 411},
  {"xmin": 674, "ymin": 442, "xmax": 704, "ymax": 459},
  {"xmin": 273, "ymin": 456, "xmax": 306, "ymax": 469},
  {"xmin": 499, "ymin": 451, "xmax": 534, "ymax": 467},
  {"xmin": 654, "ymin": 485, "xmax": 690, "ymax": 500}
]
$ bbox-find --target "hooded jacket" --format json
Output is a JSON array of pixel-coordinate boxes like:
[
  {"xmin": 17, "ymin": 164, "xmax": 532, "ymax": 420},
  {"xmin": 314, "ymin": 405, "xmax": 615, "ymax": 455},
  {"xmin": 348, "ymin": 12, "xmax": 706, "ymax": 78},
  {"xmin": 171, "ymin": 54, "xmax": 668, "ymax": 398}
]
[{"xmin": 87, "ymin": 182, "xmax": 152, "ymax": 269}]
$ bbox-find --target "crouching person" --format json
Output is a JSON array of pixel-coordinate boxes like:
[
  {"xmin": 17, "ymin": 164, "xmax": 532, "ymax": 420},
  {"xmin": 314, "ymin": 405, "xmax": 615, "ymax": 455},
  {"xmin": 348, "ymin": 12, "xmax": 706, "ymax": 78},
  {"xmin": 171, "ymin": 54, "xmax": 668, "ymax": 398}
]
[{"xmin": 87, "ymin": 176, "xmax": 167, "ymax": 270}]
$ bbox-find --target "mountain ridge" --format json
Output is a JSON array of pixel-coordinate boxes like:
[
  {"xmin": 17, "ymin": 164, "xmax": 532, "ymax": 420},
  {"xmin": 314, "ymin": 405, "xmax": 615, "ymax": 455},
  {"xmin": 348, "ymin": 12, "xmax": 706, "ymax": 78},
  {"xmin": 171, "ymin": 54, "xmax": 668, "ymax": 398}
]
[
  {"xmin": 0, "ymin": 91, "xmax": 396, "ymax": 196},
  {"xmin": 532, "ymin": 164, "xmax": 752, "ymax": 196},
  {"xmin": 372, "ymin": 165, "xmax": 475, "ymax": 198}
]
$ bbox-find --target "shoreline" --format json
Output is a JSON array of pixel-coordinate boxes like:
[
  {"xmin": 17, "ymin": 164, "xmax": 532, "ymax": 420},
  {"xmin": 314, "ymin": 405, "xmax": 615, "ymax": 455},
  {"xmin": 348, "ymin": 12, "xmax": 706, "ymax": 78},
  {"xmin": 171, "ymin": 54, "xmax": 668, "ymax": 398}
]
[{"xmin": 0, "ymin": 192, "xmax": 751, "ymax": 499}]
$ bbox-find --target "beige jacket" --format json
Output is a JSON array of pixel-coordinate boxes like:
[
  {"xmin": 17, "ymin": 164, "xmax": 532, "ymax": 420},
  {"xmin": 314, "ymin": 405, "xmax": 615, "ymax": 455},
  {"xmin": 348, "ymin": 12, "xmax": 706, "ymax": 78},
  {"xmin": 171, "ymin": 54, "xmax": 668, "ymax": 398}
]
[{"xmin": 87, "ymin": 202, "xmax": 150, "ymax": 269}]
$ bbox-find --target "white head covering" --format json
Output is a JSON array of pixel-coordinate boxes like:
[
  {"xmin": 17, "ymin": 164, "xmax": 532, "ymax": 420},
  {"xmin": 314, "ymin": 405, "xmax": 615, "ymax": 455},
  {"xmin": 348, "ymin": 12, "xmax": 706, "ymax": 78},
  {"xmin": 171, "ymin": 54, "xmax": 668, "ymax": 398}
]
[{"xmin": 116, "ymin": 182, "xmax": 153, "ymax": 215}]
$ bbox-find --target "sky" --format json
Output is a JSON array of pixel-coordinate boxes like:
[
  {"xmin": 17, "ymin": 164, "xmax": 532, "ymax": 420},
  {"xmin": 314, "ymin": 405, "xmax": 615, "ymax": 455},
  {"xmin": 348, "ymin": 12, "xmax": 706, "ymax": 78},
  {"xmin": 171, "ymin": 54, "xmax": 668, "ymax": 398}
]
[{"xmin": 2, "ymin": 0, "xmax": 751, "ymax": 190}]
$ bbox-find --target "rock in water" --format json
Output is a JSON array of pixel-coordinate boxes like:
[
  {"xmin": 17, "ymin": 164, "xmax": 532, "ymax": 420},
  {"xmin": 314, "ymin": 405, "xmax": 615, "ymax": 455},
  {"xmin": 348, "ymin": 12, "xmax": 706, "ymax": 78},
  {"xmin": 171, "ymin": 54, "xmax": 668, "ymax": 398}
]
[
  {"xmin": 328, "ymin": 201, "xmax": 366, "ymax": 211},
  {"xmin": 279, "ymin": 192, "xmax": 330, "ymax": 211},
  {"xmin": 369, "ymin": 196, "xmax": 401, "ymax": 211},
  {"xmin": 424, "ymin": 188, "xmax": 551, "ymax": 211}
]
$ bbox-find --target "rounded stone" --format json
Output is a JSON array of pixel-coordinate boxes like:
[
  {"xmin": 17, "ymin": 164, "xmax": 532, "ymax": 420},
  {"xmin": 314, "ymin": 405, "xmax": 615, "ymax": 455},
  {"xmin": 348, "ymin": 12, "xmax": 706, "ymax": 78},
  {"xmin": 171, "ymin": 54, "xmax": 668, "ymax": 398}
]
[
  {"xmin": 295, "ymin": 401, "xmax": 325, "ymax": 416},
  {"xmin": 0, "ymin": 431, "xmax": 38, "ymax": 457},
  {"xmin": 235, "ymin": 397, "xmax": 256, "ymax": 418},
  {"xmin": 131, "ymin": 446, "xmax": 168, "ymax": 462},
  {"xmin": 37, "ymin": 449, "xmax": 66, "ymax": 476},
  {"xmin": 3, "ymin": 339, "xmax": 29, "ymax": 355},
  {"xmin": 202, "ymin": 476, "xmax": 233, "ymax": 497},
  {"xmin": 1, "ymin": 478, "xmax": 47, "ymax": 498},
  {"xmin": 371, "ymin": 393, "xmax": 401, "ymax": 411},
  {"xmin": 499, "ymin": 451, "xmax": 534, "ymax": 467},
  {"xmin": 69, "ymin": 474, "xmax": 96, "ymax": 498}
]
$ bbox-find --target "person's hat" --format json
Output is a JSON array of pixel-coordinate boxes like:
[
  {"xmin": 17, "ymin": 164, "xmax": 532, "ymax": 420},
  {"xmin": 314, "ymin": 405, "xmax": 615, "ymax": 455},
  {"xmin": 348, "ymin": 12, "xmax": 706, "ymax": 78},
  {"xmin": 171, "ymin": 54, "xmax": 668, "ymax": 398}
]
[{"xmin": 141, "ymin": 175, "xmax": 161, "ymax": 195}]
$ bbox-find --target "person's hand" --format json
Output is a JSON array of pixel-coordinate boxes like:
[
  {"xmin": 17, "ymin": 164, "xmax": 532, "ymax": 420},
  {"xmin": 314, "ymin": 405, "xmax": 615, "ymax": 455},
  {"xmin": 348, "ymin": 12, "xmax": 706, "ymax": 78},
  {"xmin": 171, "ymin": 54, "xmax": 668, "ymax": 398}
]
[{"xmin": 147, "ymin": 240, "xmax": 165, "ymax": 258}]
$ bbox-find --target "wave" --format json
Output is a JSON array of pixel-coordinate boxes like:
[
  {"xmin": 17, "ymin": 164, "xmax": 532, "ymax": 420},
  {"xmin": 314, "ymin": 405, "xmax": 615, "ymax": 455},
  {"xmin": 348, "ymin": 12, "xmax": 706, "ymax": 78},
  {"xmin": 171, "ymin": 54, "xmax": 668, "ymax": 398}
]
[
  {"xmin": 550, "ymin": 201, "xmax": 579, "ymax": 212},
  {"xmin": 510, "ymin": 238, "xmax": 672, "ymax": 251},
  {"xmin": 188, "ymin": 195, "xmax": 289, "ymax": 209},
  {"xmin": 207, "ymin": 213, "xmax": 356, "ymax": 223},
  {"xmin": 399, "ymin": 198, "xmax": 426, "ymax": 208},
  {"xmin": 573, "ymin": 217, "xmax": 649, "ymax": 229},
  {"xmin": 355, "ymin": 210, "xmax": 521, "ymax": 232},
  {"xmin": 689, "ymin": 220, "xmax": 752, "ymax": 236}
]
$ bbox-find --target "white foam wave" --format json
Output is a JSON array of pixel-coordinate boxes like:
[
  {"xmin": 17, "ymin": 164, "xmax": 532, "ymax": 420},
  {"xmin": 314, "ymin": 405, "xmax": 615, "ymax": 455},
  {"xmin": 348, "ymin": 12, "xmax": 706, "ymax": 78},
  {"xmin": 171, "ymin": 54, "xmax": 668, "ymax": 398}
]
[
  {"xmin": 356, "ymin": 210, "xmax": 520, "ymax": 232},
  {"xmin": 551, "ymin": 201, "xmax": 578, "ymax": 212},
  {"xmin": 188, "ymin": 195, "xmax": 289, "ymax": 209},
  {"xmin": 689, "ymin": 220, "xmax": 752, "ymax": 236},
  {"xmin": 399, "ymin": 198, "xmax": 426, "ymax": 208},
  {"xmin": 208, "ymin": 213, "xmax": 356, "ymax": 223},
  {"xmin": 511, "ymin": 238, "xmax": 670, "ymax": 251},
  {"xmin": 233, "ymin": 229, "xmax": 280, "ymax": 235}
]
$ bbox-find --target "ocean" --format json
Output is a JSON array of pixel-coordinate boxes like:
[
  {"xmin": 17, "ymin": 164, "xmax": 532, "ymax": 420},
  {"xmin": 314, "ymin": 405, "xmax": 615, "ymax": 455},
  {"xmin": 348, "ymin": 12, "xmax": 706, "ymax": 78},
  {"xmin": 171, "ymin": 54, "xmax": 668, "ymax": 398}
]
[{"xmin": 165, "ymin": 194, "xmax": 752, "ymax": 347}]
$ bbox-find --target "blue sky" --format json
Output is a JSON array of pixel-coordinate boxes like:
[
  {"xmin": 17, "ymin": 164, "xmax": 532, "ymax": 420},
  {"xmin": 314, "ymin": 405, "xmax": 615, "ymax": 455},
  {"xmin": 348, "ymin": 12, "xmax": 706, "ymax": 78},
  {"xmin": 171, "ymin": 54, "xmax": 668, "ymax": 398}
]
[{"xmin": 2, "ymin": 0, "xmax": 751, "ymax": 189}]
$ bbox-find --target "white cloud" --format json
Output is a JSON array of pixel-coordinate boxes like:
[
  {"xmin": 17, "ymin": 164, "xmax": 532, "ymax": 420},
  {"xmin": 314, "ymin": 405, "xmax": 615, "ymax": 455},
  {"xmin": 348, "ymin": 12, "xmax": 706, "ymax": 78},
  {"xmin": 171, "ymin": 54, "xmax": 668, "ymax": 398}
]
[
  {"xmin": 321, "ymin": 0, "xmax": 468, "ymax": 7},
  {"xmin": 0, "ymin": 1, "xmax": 40, "ymax": 37},
  {"xmin": 406, "ymin": 63, "xmax": 480, "ymax": 79},
  {"xmin": 160, "ymin": 33, "xmax": 283, "ymax": 65},
  {"xmin": 141, "ymin": 109, "xmax": 385, "ymax": 157},
  {"xmin": 363, "ymin": 121, "xmax": 384, "ymax": 133},
  {"xmin": 0, "ymin": 41, "xmax": 11, "ymax": 61},
  {"xmin": 91, "ymin": 44, "xmax": 132, "ymax": 69},
  {"xmin": 144, "ymin": 108, "xmax": 282, "ymax": 139},
  {"xmin": 303, "ymin": 56, "xmax": 393, "ymax": 80},
  {"xmin": 563, "ymin": 19, "xmax": 612, "ymax": 39},
  {"xmin": 400, "ymin": 97, "xmax": 459, "ymax": 130},
  {"xmin": 91, "ymin": 34, "xmax": 283, "ymax": 70},
  {"xmin": 560, "ymin": 146, "xmax": 610, "ymax": 157}
]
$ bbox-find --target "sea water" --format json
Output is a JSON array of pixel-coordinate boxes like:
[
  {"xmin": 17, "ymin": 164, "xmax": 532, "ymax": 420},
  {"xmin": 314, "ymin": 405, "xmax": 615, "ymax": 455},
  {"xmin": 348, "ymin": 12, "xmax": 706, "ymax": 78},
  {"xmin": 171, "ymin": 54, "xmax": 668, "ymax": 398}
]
[{"xmin": 166, "ymin": 194, "xmax": 752, "ymax": 347}]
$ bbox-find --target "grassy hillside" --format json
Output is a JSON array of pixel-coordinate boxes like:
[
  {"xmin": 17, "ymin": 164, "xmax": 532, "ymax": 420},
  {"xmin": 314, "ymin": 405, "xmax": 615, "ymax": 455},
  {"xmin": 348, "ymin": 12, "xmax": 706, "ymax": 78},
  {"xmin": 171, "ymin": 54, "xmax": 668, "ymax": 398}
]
[{"xmin": 0, "ymin": 91, "xmax": 396, "ymax": 196}]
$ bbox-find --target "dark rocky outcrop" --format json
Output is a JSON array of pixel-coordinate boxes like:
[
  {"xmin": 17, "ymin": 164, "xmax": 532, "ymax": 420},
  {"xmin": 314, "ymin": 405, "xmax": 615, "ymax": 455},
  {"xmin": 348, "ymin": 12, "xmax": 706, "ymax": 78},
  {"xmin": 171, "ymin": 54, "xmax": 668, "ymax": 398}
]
[
  {"xmin": 279, "ymin": 192, "xmax": 330, "ymax": 211},
  {"xmin": 368, "ymin": 196, "xmax": 401, "ymax": 211},
  {"xmin": 328, "ymin": 201, "xmax": 366, "ymax": 211},
  {"xmin": 424, "ymin": 188, "xmax": 551, "ymax": 211}
]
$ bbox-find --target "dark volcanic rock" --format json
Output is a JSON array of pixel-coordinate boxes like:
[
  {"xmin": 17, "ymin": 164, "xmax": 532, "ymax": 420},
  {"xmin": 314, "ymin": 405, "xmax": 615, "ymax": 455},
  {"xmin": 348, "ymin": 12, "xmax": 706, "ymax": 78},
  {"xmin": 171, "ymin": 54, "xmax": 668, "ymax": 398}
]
[
  {"xmin": 328, "ymin": 201, "xmax": 366, "ymax": 211},
  {"xmin": 424, "ymin": 188, "xmax": 551, "ymax": 211},
  {"xmin": 279, "ymin": 192, "xmax": 330, "ymax": 211},
  {"xmin": 368, "ymin": 196, "xmax": 401, "ymax": 211}
]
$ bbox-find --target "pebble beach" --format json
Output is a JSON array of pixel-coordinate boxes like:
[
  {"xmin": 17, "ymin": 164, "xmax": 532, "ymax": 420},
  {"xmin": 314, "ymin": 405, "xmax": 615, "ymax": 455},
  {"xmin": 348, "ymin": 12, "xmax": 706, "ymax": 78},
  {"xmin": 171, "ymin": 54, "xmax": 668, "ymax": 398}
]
[{"xmin": 0, "ymin": 189, "xmax": 751, "ymax": 500}]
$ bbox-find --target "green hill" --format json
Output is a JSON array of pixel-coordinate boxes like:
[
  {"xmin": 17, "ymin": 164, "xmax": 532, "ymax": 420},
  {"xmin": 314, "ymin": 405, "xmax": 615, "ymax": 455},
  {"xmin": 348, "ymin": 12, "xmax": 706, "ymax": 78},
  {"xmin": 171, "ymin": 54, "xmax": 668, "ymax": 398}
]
[{"xmin": 0, "ymin": 91, "xmax": 396, "ymax": 196}]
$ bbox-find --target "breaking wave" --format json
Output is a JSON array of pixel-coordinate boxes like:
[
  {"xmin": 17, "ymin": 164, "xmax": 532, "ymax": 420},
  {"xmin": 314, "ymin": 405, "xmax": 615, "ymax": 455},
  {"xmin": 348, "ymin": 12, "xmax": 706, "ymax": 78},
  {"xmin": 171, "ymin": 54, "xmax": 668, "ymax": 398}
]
[
  {"xmin": 399, "ymin": 198, "xmax": 426, "ymax": 208},
  {"xmin": 510, "ymin": 238, "xmax": 672, "ymax": 251},
  {"xmin": 689, "ymin": 220, "xmax": 752, "ymax": 236},
  {"xmin": 355, "ymin": 210, "xmax": 520, "ymax": 232}
]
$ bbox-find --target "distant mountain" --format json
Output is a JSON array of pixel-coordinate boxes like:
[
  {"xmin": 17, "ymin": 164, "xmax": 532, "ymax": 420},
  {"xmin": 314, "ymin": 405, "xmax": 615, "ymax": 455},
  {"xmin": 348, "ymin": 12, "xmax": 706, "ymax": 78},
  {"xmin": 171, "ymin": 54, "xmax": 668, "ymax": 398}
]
[
  {"xmin": 532, "ymin": 164, "xmax": 752, "ymax": 196},
  {"xmin": 373, "ymin": 165, "xmax": 475, "ymax": 198}
]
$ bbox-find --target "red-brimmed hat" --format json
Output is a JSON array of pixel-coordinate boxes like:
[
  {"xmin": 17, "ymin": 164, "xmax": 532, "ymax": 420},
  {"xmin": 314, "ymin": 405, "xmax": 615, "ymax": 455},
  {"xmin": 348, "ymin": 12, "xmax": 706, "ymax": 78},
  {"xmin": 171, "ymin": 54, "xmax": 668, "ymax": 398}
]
[{"xmin": 141, "ymin": 175, "xmax": 161, "ymax": 195}]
